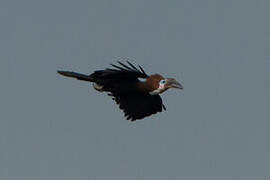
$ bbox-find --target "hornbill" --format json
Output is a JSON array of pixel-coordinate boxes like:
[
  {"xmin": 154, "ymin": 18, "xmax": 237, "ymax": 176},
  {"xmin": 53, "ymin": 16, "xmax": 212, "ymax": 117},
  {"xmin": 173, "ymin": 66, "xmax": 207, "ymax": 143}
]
[{"xmin": 58, "ymin": 61, "xmax": 183, "ymax": 121}]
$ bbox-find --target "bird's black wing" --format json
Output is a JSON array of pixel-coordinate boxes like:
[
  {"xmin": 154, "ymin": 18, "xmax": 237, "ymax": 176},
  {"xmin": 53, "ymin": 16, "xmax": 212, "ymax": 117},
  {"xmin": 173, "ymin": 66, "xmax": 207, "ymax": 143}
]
[
  {"xmin": 89, "ymin": 61, "xmax": 149, "ymax": 93},
  {"xmin": 90, "ymin": 61, "xmax": 148, "ymax": 82},
  {"xmin": 109, "ymin": 92, "xmax": 166, "ymax": 121}
]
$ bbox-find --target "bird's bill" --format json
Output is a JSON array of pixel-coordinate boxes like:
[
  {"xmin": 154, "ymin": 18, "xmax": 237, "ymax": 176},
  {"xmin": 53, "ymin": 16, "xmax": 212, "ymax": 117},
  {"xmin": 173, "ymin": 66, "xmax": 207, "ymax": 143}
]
[{"xmin": 166, "ymin": 78, "xmax": 183, "ymax": 89}]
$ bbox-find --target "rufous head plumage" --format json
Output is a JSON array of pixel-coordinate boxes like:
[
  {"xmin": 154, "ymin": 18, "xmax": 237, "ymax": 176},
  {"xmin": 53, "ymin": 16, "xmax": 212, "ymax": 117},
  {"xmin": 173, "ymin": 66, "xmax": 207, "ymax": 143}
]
[{"xmin": 146, "ymin": 74, "xmax": 183, "ymax": 95}]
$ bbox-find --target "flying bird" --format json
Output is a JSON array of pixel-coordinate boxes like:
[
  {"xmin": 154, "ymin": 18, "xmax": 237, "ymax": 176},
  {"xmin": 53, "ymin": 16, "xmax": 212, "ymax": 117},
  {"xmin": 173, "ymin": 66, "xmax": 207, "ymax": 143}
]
[{"xmin": 58, "ymin": 61, "xmax": 183, "ymax": 121}]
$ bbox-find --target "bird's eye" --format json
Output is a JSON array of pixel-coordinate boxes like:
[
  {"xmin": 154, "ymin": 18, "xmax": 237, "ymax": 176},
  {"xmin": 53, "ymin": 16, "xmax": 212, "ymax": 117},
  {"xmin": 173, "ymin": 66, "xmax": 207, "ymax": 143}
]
[{"xmin": 159, "ymin": 79, "xmax": 166, "ymax": 85}]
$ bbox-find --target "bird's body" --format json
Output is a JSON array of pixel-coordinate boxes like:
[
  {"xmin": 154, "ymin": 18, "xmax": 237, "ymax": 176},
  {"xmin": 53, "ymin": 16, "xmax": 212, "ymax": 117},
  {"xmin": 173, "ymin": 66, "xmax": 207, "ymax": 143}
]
[{"xmin": 58, "ymin": 61, "xmax": 183, "ymax": 121}]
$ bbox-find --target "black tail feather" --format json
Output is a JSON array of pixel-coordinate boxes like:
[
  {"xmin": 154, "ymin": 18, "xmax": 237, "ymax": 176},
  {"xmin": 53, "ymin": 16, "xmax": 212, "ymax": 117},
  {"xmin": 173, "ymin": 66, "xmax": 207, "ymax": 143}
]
[{"xmin": 57, "ymin": 71, "xmax": 93, "ymax": 82}]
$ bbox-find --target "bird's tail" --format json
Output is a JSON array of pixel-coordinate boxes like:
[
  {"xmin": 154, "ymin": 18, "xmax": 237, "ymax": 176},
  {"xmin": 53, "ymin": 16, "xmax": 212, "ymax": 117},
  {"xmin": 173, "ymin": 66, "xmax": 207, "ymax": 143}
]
[{"xmin": 57, "ymin": 71, "xmax": 94, "ymax": 82}]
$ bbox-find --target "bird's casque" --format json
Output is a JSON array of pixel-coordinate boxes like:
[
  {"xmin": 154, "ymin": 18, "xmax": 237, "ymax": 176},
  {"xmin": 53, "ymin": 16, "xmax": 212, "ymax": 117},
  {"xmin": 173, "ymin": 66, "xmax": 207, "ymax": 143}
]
[{"xmin": 58, "ymin": 61, "xmax": 183, "ymax": 121}]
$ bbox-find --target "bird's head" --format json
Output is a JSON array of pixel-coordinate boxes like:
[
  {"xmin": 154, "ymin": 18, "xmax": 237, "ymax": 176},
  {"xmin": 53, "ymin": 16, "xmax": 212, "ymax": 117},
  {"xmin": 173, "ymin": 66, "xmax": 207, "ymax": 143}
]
[{"xmin": 146, "ymin": 74, "xmax": 183, "ymax": 95}]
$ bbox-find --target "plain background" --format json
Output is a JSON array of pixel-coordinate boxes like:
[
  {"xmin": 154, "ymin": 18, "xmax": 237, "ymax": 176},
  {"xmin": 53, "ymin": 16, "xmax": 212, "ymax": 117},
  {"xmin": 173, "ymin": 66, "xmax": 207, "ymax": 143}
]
[{"xmin": 1, "ymin": 0, "xmax": 270, "ymax": 179}]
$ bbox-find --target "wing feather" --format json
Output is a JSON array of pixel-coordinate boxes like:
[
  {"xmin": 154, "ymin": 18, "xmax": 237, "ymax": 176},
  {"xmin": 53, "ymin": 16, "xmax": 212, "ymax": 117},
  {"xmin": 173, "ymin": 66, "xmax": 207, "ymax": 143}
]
[
  {"xmin": 111, "ymin": 92, "xmax": 166, "ymax": 121},
  {"xmin": 117, "ymin": 61, "xmax": 137, "ymax": 72},
  {"xmin": 126, "ymin": 61, "xmax": 140, "ymax": 72},
  {"xmin": 95, "ymin": 61, "xmax": 148, "ymax": 80}
]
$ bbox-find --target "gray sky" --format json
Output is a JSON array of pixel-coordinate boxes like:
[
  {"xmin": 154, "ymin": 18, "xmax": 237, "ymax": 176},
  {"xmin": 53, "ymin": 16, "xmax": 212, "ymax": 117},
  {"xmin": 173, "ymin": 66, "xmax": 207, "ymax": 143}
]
[{"xmin": 1, "ymin": 0, "xmax": 270, "ymax": 179}]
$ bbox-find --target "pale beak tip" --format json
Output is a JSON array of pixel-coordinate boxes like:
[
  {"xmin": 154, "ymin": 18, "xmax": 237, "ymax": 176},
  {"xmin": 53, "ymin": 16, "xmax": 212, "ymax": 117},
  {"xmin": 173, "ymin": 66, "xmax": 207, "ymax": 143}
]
[
  {"xmin": 176, "ymin": 83, "xmax": 183, "ymax": 89},
  {"xmin": 167, "ymin": 78, "xmax": 183, "ymax": 90}
]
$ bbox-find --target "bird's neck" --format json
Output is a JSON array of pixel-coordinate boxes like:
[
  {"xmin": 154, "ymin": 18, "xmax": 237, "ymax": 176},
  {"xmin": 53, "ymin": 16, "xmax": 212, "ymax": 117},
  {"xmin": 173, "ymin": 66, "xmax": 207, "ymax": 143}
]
[{"xmin": 136, "ymin": 81, "xmax": 155, "ymax": 94}]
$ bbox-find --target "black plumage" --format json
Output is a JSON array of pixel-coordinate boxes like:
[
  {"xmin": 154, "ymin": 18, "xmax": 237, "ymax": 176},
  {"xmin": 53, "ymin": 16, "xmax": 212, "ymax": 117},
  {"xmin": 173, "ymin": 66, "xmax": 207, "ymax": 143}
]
[
  {"xmin": 109, "ymin": 92, "xmax": 165, "ymax": 121},
  {"xmin": 58, "ymin": 61, "xmax": 182, "ymax": 121}
]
